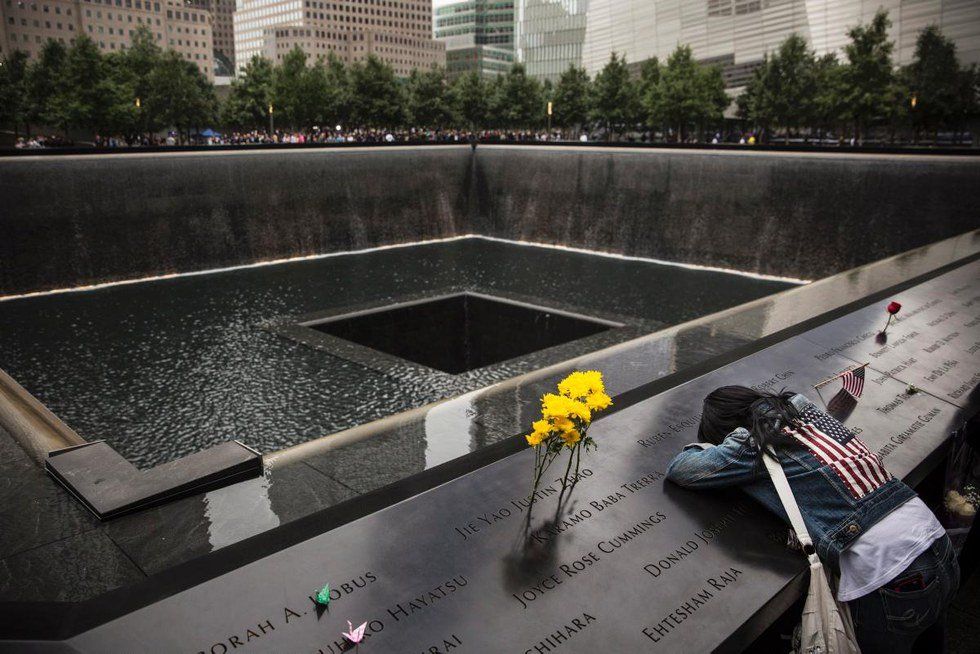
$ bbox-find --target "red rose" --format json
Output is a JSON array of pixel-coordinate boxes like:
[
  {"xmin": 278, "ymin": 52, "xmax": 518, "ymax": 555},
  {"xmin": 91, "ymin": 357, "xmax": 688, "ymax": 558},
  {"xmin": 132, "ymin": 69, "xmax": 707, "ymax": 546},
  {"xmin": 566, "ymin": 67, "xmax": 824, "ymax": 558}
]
[{"xmin": 887, "ymin": 301, "xmax": 902, "ymax": 314}]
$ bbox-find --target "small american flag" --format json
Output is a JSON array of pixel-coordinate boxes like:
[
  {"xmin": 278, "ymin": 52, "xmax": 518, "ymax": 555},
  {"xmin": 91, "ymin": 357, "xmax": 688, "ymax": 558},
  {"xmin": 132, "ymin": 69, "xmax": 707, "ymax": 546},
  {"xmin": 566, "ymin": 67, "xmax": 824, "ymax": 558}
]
[
  {"xmin": 840, "ymin": 365, "xmax": 866, "ymax": 398},
  {"xmin": 787, "ymin": 406, "xmax": 891, "ymax": 499}
]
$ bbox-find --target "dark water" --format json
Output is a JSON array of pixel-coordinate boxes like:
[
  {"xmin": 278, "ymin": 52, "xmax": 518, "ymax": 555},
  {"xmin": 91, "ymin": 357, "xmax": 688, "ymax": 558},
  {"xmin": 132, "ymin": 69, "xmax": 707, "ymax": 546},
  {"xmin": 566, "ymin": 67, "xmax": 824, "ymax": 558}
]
[{"xmin": 0, "ymin": 239, "xmax": 793, "ymax": 467}]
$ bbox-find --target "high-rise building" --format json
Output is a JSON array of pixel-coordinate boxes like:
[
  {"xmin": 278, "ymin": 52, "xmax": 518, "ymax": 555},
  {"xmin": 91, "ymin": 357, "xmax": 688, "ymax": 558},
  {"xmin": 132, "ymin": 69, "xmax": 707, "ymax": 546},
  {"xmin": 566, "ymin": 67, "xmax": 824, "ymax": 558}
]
[
  {"xmin": 514, "ymin": 1, "xmax": 980, "ymax": 87},
  {"xmin": 233, "ymin": 0, "xmax": 445, "ymax": 77},
  {"xmin": 579, "ymin": 0, "xmax": 980, "ymax": 88},
  {"xmin": 0, "ymin": 0, "xmax": 215, "ymax": 79},
  {"xmin": 514, "ymin": 0, "xmax": 587, "ymax": 83},
  {"xmin": 191, "ymin": 0, "xmax": 234, "ymax": 75},
  {"xmin": 434, "ymin": 0, "xmax": 514, "ymax": 80}
]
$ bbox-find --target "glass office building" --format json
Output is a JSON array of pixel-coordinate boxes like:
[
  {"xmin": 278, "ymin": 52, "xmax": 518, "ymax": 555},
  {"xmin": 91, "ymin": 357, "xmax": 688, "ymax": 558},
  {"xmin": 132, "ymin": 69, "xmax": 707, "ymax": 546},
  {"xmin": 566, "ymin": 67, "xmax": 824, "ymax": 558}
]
[
  {"xmin": 435, "ymin": 0, "xmax": 515, "ymax": 79},
  {"xmin": 516, "ymin": 0, "xmax": 980, "ymax": 87},
  {"xmin": 514, "ymin": 0, "xmax": 588, "ymax": 82}
]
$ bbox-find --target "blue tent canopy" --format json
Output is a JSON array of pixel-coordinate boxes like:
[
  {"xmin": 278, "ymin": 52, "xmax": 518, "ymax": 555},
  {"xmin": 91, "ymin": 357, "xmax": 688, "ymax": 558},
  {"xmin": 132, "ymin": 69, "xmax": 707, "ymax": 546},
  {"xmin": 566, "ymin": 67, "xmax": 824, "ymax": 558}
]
[{"xmin": 199, "ymin": 128, "xmax": 220, "ymax": 137}]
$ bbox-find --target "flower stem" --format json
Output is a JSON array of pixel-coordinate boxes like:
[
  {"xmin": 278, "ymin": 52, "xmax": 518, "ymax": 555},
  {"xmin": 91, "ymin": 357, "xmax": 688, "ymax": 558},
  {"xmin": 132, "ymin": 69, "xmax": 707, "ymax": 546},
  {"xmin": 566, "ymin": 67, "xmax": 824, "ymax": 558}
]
[{"xmin": 557, "ymin": 446, "xmax": 575, "ymax": 504}]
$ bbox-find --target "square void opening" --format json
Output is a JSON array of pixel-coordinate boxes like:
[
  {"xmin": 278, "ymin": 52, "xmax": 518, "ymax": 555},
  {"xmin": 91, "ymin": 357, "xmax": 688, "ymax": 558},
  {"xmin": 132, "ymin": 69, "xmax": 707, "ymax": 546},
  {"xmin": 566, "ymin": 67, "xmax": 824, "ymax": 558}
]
[{"xmin": 308, "ymin": 293, "xmax": 616, "ymax": 374}]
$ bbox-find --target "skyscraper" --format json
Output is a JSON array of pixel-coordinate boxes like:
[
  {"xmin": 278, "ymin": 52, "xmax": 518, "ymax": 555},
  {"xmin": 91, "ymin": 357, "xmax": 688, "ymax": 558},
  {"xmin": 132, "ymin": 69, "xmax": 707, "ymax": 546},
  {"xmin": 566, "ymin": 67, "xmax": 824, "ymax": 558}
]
[
  {"xmin": 232, "ymin": 0, "xmax": 444, "ymax": 77},
  {"xmin": 514, "ymin": 0, "xmax": 587, "ymax": 82},
  {"xmin": 434, "ymin": 0, "xmax": 514, "ymax": 80},
  {"xmin": 513, "ymin": 0, "xmax": 980, "ymax": 87},
  {"xmin": 580, "ymin": 0, "xmax": 980, "ymax": 88},
  {"xmin": 0, "ymin": 0, "xmax": 215, "ymax": 80}
]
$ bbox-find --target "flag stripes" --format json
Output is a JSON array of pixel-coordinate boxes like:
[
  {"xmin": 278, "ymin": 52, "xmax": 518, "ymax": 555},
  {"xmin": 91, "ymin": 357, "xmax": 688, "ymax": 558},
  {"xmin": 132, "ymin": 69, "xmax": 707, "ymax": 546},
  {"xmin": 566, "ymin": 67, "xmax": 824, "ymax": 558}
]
[
  {"xmin": 787, "ymin": 406, "xmax": 891, "ymax": 499},
  {"xmin": 840, "ymin": 365, "xmax": 866, "ymax": 398}
]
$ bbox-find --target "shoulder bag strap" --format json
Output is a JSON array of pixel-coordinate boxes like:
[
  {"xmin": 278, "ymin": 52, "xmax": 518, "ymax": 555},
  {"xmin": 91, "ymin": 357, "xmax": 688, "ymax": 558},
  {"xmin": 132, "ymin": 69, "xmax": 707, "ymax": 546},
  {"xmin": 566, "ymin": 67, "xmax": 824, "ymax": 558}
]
[{"xmin": 762, "ymin": 450, "xmax": 820, "ymax": 564}]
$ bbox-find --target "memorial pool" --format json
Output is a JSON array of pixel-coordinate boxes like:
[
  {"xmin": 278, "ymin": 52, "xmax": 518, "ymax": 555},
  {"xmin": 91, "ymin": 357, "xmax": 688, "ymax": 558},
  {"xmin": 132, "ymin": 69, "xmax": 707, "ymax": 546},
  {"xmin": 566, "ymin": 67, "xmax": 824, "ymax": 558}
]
[{"xmin": 0, "ymin": 237, "xmax": 793, "ymax": 467}]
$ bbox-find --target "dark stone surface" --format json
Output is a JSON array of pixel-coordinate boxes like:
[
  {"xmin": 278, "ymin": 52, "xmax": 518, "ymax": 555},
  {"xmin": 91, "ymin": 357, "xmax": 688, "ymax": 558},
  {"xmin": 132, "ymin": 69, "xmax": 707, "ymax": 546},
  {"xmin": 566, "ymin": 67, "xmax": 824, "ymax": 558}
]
[
  {"xmin": 0, "ymin": 147, "xmax": 471, "ymax": 295},
  {"xmin": 46, "ymin": 440, "xmax": 262, "ymax": 519},
  {"xmin": 0, "ymin": 458, "xmax": 98, "ymax": 560},
  {"xmin": 105, "ymin": 459, "xmax": 356, "ymax": 575},
  {"xmin": 0, "ymin": 239, "xmax": 779, "ymax": 468},
  {"xmin": 2, "ymin": 146, "xmax": 978, "ymax": 294},
  {"xmin": 0, "ymin": 236, "xmax": 975, "ymax": 617},
  {"xmin": 0, "ymin": 530, "xmax": 144, "ymax": 603},
  {"xmin": 2, "ymin": 255, "xmax": 975, "ymax": 651},
  {"xmin": 472, "ymin": 147, "xmax": 980, "ymax": 279}
]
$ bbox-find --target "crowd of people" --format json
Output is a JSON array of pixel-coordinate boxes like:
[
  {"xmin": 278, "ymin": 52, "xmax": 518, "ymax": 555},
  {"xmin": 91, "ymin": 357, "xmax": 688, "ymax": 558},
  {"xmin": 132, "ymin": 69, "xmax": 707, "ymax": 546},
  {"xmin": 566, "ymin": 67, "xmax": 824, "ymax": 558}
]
[
  {"xmin": 11, "ymin": 127, "xmax": 778, "ymax": 149},
  {"xmin": 13, "ymin": 134, "xmax": 76, "ymax": 149}
]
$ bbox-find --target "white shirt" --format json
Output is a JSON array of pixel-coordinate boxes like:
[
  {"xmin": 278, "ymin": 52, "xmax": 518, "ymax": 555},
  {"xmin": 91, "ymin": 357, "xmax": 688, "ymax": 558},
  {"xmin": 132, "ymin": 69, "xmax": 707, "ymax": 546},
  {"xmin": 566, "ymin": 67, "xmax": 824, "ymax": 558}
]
[{"xmin": 837, "ymin": 497, "xmax": 945, "ymax": 601}]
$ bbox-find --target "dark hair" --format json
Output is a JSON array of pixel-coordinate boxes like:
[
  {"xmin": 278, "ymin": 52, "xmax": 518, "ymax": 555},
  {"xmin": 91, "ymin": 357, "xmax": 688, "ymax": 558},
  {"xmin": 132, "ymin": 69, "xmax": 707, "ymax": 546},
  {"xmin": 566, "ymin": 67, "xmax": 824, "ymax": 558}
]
[{"xmin": 698, "ymin": 386, "xmax": 802, "ymax": 462}]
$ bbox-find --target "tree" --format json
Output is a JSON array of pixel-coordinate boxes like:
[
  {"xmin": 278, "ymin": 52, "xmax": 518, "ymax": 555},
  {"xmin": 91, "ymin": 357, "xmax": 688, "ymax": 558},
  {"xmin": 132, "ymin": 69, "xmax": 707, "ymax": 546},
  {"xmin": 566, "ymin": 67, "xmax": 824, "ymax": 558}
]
[
  {"xmin": 63, "ymin": 35, "xmax": 116, "ymax": 136},
  {"xmin": 812, "ymin": 54, "xmax": 847, "ymax": 142},
  {"xmin": 904, "ymin": 25, "xmax": 962, "ymax": 140},
  {"xmin": 841, "ymin": 9, "xmax": 895, "ymax": 142},
  {"xmin": 272, "ymin": 46, "xmax": 309, "ymax": 129},
  {"xmin": 590, "ymin": 53, "xmax": 638, "ymax": 138},
  {"xmin": 769, "ymin": 34, "xmax": 818, "ymax": 141},
  {"xmin": 494, "ymin": 63, "xmax": 544, "ymax": 129},
  {"xmin": 148, "ymin": 50, "xmax": 216, "ymax": 141},
  {"xmin": 552, "ymin": 65, "xmax": 591, "ymax": 134},
  {"xmin": 653, "ymin": 45, "xmax": 725, "ymax": 141},
  {"xmin": 222, "ymin": 55, "xmax": 274, "ymax": 129},
  {"xmin": 0, "ymin": 51, "xmax": 30, "ymax": 136},
  {"xmin": 450, "ymin": 71, "xmax": 489, "ymax": 129},
  {"xmin": 737, "ymin": 34, "xmax": 817, "ymax": 142},
  {"xmin": 953, "ymin": 64, "xmax": 980, "ymax": 141},
  {"xmin": 737, "ymin": 55, "xmax": 774, "ymax": 137},
  {"xmin": 694, "ymin": 64, "xmax": 729, "ymax": 139},
  {"xmin": 407, "ymin": 66, "xmax": 452, "ymax": 129},
  {"xmin": 26, "ymin": 39, "xmax": 69, "ymax": 134},
  {"xmin": 638, "ymin": 57, "xmax": 661, "ymax": 132},
  {"xmin": 113, "ymin": 26, "xmax": 164, "ymax": 138},
  {"xmin": 349, "ymin": 55, "xmax": 404, "ymax": 128},
  {"xmin": 319, "ymin": 52, "xmax": 351, "ymax": 129}
]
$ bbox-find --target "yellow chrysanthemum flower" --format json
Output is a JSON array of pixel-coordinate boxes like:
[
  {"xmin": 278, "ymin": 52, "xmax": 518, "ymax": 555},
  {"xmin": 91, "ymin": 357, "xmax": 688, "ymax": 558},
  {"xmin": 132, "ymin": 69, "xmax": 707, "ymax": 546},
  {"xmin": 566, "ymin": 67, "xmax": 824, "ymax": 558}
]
[
  {"xmin": 585, "ymin": 392, "xmax": 612, "ymax": 411},
  {"xmin": 526, "ymin": 431, "xmax": 547, "ymax": 446},
  {"xmin": 560, "ymin": 428, "xmax": 582, "ymax": 446},
  {"xmin": 558, "ymin": 370, "xmax": 605, "ymax": 399},
  {"xmin": 532, "ymin": 419, "xmax": 551, "ymax": 434},
  {"xmin": 541, "ymin": 393, "xmax": 591, "ymax": 423}
]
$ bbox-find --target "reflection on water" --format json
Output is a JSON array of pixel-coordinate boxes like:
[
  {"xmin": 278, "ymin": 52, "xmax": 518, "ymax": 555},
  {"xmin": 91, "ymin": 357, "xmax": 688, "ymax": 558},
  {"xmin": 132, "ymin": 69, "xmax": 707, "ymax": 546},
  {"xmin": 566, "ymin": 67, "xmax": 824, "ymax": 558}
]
[
  {"xmin": 204, "ymin": 470, "xmax": 280, "ymax": 550},
  {"xmin": 424, "ymin": 392, "xmax": 478, "ymax": 469},
  {"xmin": 0, "ymin": 239, "xmax": 791, "ymax": 467}
]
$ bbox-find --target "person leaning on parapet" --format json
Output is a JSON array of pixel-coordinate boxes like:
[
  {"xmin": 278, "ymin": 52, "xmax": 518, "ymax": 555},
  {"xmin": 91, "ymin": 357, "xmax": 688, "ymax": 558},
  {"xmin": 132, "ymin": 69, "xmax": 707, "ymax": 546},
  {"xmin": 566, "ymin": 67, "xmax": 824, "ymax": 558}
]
[{"xmin": 666, "ymin": 387, "xmax": 958, "ymax": 654}]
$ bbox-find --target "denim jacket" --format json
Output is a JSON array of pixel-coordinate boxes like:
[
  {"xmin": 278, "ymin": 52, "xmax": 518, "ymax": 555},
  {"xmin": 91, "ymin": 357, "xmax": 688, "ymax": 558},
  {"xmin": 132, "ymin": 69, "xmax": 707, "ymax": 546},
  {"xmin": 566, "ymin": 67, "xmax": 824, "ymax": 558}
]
[{"xmin": 665, "ymin": 394, "xmax": 917, "ymax": 570}]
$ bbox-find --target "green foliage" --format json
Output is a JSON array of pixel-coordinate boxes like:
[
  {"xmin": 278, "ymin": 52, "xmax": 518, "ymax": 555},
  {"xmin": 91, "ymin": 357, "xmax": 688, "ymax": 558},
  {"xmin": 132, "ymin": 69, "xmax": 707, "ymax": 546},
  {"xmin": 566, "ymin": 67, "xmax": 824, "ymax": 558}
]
[
  {"xmin": 651, "ymin": 45, "xmax": 727, "ymax": 140},
  {"xmin": 349, "ymin": 55, "xmax": 405, "ymax": 128},
  {"xmin": 904, "ymin": 25, "xmax": 962, "ymax": 136},
  {"xmin": 637, "ymin": 57, "xmax": 661, "ymax": 126},
  {"xmin": 318, "ymin": 52, "xmax": 351, "ymax": 128},
  {"xmin": 738, "ymin": 34, "xmax": 818, "ymax": 141},
  {"xmin": 450, "ymin": 71, "xmax": 489, "ymax": 129},
  {"xmin": 552, "ymin": 65, "xmax": 591, "ymax": 131},
  {"xmin": 590, "ymin": 53, "xmax": 638, "ymax": 136},
  {"xmin": 407, "ymin": 66, "xmax": 452, "ymax": 129},
  {"xmin": 26, "ymin": 39, "xmax": 69, "ymax": 132},
  {"xmin": 811, "ymin": 54, "xmax": 847, "ymax": 136},
  {"xmin": 3, "ymin": 15, "xmax": 976, "ymax": 145},
  {"xmin": 146, "ymin": 50, "xmax": 217, "ymax": 140},
  {"xmin": 492, "ymin": 63, "xmax": 545, "ymax": 129},
  {"xmin": 272, "ymin": 47, "xmax": 310, "ymax": 129},
  {"xmin": 0, "ymin": 50, "xmax": 30, "ymax": 135},
  {"xmin": 841, "ymin": 9, "xmax": 895, "ymax": 140},
  {"xmin": 223, "ymin": 55, "xmax": 274, "ymax": 129}
]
